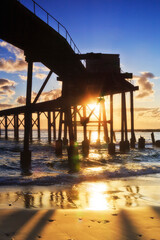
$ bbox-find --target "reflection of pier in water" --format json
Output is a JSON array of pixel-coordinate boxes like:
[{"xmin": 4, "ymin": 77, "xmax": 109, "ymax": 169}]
[
  {"xmin": 0, "ymin": 0, "xmax": 138, "ymax": 173},
  {"xmin": 0, "ymin": 183, "xmax": 144, "ymax": 210}
]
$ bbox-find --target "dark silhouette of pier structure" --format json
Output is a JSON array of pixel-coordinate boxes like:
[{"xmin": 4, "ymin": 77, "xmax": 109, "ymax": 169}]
[{"xmin": 0, "ymin": 0, "xmax": 138, "ymax": 173}]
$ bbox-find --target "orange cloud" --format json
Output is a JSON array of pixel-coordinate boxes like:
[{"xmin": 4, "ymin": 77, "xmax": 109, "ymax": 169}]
[
  {"xmin": 0, "ymin": 41, "xmax": 24, "ymax": 60},
  {"xmin": 0, "ymin": 78, "xmax": 16, "ymax": 99},
  {"xmin": 0, "ymin": 58, "xmax": 27, "ymax": 73},
  {"xmin": 16, "ymin": 89, "xmax": 62, "ymax": 105},
  {"xmin": 0, "ymin": 41, "xmax": 48, "ymax": 74},
  {"xmin": 19, "ymin": 74, "xmax": 27, "ymax": 81},
  {"xmin": 134, "ymin": 72, "xmax": 154, "ymax": 99},
  {"xmin": 0, "ymin": 103, "xmax": 13, "ymax": 110},
  {"xmin": 35, "ymin": 73, "xmax": 47, "ymax": 79}
]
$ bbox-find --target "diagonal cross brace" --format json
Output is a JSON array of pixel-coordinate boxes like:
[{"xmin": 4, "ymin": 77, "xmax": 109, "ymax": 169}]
[{"xmin": 33, "ymin": 70, "xmax": 53, "ymax": 104}]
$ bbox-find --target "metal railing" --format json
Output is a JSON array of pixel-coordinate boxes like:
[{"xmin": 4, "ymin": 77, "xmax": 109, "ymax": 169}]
[{"xmin": 17, "ymin": 0, "xmax": 81, "ymax": 55}]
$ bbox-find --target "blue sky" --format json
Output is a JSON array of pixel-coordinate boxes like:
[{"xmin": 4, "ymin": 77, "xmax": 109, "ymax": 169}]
[{"xmin": 0, "ymin": 0, "xmax": 160, "ymax": 128}]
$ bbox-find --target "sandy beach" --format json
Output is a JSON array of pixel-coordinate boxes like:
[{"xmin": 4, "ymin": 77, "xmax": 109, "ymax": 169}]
[
  {"xmin": 0, "ymin": 176, "xmax": 160, "ymax": 240},
  {"xmin": 0, "ymin": 207, "xmax": 160, "ymax": 240}
]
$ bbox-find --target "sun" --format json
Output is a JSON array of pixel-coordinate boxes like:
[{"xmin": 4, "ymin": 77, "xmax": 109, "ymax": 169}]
[
  {"xmin": 87, "ymin": 103, "xmax": 100, "ymax": 117},
  {"xmin": 91, "ymin": 131, "xmax": 98, "ymax": 142}
]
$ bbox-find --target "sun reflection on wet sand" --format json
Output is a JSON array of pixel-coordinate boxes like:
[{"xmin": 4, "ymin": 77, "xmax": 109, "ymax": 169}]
[
  {"xmin": 85, "ymin": 182, "xmax": 109, "ymax": 210},
  {"xmin": 1, "ymin": 178, "xmax": 160, "ymax": 210}
]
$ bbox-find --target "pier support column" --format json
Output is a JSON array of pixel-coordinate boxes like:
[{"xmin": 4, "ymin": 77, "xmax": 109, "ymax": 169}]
[
  {"xmin": 30, "ymin": 113, "xmax": 33, "ymax": 142},
  {"xmin": 73, "ymin": 106, "xmax": 77, "ymax": 141},
  {"xmin": 63, "ymin": 111, "xmax": 68, "ymax": 146},
  {"xmin": 124, "ymin": 93, "xmax": 129, "ymax": 150},
  {"xmin": 37, "ymin": 112, "xmax": 40, "ymax": 140},
  {"xmin": 61, "ymin": 80, "xmax": 79, "ymax": 171},
  {"xmin": 5, "ymin": 116, "xmax": 8, "ymax": 140},
  {"xmin": 0, "ymin": 119, "xmax": 1, "ymax": 137},
  {"xmin": 55, "ymin": 110, "xmax": 63, "ymax": 155},
  {"xmin": 48, "ymin": 111, "xmax": 51, "ymax": 143},
  {"xmin": 120, "ymin": 92, "xmax": 125, "ymax": 152},
  {"xmin": 120, "ymin": 92, "xmax": 129, "ymax": 152},
  {"xmin": 130, "ymin": 91, "xmax": 136, "ymax": 148},
  {"xmin": 53, "ymin": 111, "xmax": 56, "ymax": 140},
  {"xmin": 97, "ymin": 101, "xmax": 101, "ymax": 145},
  {"xmin": 108, "ymin": 94, "xmax": 115, "ymax": 154},
  {"xmin": 102, "ymin": 99, "xmax": 109, "ymax": 143},
  {"xmin": 66, "ymin": 106, "xmax": 79, "ymax": 172},
  {"xmin": 82, "ymin": 105, "xmax": 89, "ymax": 156},
  {"xmin": 14, "ymin": 114, "xmax": 19, "ymax": 141},
  {"xmin": 20, "ymin": 60, "xmax": 33, "ymax": 173}
]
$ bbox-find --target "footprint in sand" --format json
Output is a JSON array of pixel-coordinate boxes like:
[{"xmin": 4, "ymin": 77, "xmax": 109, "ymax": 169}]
[
  {"xmin": 48, "ymin": 219, "xmax": 55, "ymax": 222},
  {"xmin": 103, "ymin": 220, "xmax": 110, "ymax": 223},
  {"xmin": 112, "ymin": 213, "xmax": 118, "ymax": 216}
]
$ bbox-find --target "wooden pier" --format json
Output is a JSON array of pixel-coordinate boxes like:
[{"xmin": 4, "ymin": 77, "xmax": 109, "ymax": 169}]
[{"xmin": 0, "ymin": 0, "xmax": 138, "ymax": 173}]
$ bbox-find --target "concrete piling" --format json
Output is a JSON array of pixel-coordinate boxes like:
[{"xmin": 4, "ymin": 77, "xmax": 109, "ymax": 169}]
[
  {"xmin": 138, "ymin": 136, "xmax": 145, "ymax": 149},
  {"xmin": 151, "ymin": 132, "xmax": 155, "ymax": 145},
  {"xmin": 82, "ymin": 139, "xmax": 90, "ymax": 156},
  {"xmin": 55, "ymin": 139, "xmax": 63, "ymax": 155}
]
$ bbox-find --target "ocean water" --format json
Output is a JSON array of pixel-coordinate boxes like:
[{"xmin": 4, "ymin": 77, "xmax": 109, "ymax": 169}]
[
  {"xmin": 0, "ymin": 129, "xmax": 160, "ymax": 186},
  {"xmin": 0, "ymin": 129, "xmax": 160, "ymax": 209}
]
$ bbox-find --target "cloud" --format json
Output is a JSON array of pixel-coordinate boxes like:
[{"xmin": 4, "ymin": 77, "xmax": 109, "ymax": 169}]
[
  {"xmin": 0, "ymin": 78, "xmax": 16, "ymax": 100},
  {"xmin": 0, "ymin": 41, "xmax": 24, "ymax": 60},
  {"xmin": 35, "ymin": 73, "xmax": 47, "ymax": 79},
  {"xmin": 0, "ymin": 58, "xmax": 27, "ymax": 73},
  {"xmin": 135, "ymin": 107, "xmax": 160, "ymax": 119},
  {"xmin": 135, "ymin": 72, "xmax": 155, "ymax": 99},
  {"xmin": 0, "ymin": 41, "xmax": 27, "ymax": 73},
  {"xmin": 0, "ymin": 41, "xmax": 50, "ymax": 74},
  {"xmin": 40, "ymin": 89, "xmax": 61, "ymax": 101},
  {"xmin": 33, "ymin": 65, "xmax": 49, "ymax": 73},
  {"xmin": 16, "ymin": 96, "xmax": 26, "ymax": 105},
  {"xmin": 19, "ymin": 74, "xmax": 27, "ymax": 81},
  {"xmin": 16, "ymin": 89, "xmax": 62, "ymax": 105},
  {"xmin": 0, "ymin": 103, "xmax": 13, "ymax": 110},
  {"xmin": 0, "ymin": 78, "xmax": 16, "ymax": 87}
]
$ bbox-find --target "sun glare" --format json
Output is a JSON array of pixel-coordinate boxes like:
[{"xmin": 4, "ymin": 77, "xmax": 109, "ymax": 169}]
[
  {"xmin": 88, "ymin": 103, "xmax": 100, "ymax": 116},
  {"xmin": 91, "ymin": 131, "xmax": 98, "ymax": 142},
  {"xmin": 86, "ymin": 182, "xmax": 109, "ymax": 210}
]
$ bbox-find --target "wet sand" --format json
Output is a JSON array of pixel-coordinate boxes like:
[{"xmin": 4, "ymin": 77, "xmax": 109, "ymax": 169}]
[
  {"xmin": 0, "ymin": 177, "xmax": 160, "ymax": 240},
  {"xmin": 0, "ymin": 207, "xmax": 160, "ymax": 240}
]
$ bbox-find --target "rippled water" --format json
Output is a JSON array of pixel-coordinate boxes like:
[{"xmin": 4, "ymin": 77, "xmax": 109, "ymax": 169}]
[{"xmin": 0, "ymin": 130, "xmax": 160, "ymax": 186}]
